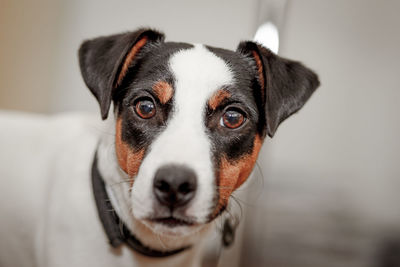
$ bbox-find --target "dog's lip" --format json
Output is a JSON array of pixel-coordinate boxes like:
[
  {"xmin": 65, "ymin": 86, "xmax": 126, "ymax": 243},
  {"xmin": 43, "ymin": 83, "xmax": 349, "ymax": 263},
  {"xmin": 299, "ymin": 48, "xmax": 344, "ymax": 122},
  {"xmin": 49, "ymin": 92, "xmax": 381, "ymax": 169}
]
[{"xmin": 149, "ymin": 216, "xmax": 196, "ymax": 227}]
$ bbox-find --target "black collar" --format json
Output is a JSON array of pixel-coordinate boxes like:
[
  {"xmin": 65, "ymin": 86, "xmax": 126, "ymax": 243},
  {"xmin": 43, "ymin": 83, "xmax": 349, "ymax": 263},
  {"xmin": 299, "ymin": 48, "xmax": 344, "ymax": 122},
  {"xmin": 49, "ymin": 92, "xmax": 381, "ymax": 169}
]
[{"xmin": 91, "ymin": 155, "xmax": 190, "ymax": 258}]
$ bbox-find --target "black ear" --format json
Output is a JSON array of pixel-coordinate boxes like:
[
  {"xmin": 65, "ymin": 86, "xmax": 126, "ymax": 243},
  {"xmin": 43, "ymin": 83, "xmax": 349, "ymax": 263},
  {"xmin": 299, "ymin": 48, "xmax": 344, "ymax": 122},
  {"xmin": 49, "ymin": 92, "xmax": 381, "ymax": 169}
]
[
  {"xmin": 237, "ymin": 41, "xmax": 320, "ymax": 137},
  {"xmin": 79, "ymin": 29, "xmax": 165, "ymax": 119}
]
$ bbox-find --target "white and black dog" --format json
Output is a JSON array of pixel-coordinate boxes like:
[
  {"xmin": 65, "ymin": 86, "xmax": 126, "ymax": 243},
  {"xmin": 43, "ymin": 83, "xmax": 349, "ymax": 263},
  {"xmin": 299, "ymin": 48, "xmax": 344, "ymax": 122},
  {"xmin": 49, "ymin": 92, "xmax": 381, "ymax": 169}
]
[{"xmin": 0, "ymin": 28, "xmax": 319, "ymax": 267}]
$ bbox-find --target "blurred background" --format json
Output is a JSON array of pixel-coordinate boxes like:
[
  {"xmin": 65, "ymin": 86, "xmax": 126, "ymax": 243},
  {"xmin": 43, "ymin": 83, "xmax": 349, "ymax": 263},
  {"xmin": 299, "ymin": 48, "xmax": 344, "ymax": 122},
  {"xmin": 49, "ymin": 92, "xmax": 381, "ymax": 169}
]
[{"xmin": 1, "ymin": 0, "xmax": 399, "ymax": 266}]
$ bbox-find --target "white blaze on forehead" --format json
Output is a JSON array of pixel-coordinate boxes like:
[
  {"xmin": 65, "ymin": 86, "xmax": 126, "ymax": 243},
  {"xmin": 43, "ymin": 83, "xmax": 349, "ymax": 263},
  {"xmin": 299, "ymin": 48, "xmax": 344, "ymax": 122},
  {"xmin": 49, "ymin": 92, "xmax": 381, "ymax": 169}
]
[
  {"xmin": 130, "ymin": 44, "xmax": 234, "ymax": 222},
  {"xmin": 169, "ymin": 44, "xmax": 233, "ymax": 93}
]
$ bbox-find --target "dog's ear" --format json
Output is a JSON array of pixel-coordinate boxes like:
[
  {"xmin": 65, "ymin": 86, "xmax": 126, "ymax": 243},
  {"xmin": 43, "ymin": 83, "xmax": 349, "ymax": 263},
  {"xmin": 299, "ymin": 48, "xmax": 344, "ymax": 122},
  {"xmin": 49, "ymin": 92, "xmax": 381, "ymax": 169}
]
[
  {"xmin": 79, "ymin": 29, "xmax": 165, "ymax": 119},
  {"xmin": 237, "ymin": 41, "xmax": 320, "ymax": 137}
]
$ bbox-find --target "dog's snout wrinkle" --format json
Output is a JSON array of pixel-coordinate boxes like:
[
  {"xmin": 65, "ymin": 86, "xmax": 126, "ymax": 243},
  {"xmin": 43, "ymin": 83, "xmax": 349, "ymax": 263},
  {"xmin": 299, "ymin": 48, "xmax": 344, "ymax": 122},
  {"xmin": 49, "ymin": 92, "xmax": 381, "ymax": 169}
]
[{"xmin": 153, "ymin": 165, "xmax": 197, "ymax": 209}]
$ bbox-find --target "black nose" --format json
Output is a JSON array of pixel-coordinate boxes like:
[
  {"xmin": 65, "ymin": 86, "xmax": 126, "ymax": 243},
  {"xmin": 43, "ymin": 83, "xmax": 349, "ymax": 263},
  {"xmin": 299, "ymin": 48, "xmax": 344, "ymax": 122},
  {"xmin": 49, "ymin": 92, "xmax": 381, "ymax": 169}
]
[{"xmin": 153, "ymin": 165, "xmax": 197, "ymax": 209}]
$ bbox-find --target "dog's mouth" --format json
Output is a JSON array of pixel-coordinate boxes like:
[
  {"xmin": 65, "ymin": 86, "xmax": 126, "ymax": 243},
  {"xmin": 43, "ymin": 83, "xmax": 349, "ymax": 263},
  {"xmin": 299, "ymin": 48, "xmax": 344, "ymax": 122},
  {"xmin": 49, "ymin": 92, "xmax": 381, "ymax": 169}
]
[{"xmin": 149, "ymin": 216, "xmax": 195, "ymax": 227}]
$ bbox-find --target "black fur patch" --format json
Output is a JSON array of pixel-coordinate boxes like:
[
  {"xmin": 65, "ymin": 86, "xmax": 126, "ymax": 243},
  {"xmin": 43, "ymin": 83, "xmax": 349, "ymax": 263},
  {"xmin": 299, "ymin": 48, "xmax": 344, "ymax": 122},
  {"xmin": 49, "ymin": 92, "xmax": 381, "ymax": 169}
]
[
  {"xmin": 205, "ymin": 46, "xmax": 261, "ymax": 162},
  {"xmin": 116, "ymin": 42, "xmax": 193, "ymax": 151},
  {"xmin": 79, "ymin": 29, "xmax": 165, "ymax": 120},
  {"xmin": 237, "ymin": 41, "xmax": 320, "ymax": 137}
]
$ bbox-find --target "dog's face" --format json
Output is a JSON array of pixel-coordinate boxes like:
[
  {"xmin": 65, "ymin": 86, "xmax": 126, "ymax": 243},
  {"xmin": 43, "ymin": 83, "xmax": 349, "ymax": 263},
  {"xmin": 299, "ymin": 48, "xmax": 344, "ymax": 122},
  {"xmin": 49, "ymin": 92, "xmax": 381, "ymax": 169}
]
[{"xmin": 79, "ymin": 29, "xmax": 319, "ymax": 235}]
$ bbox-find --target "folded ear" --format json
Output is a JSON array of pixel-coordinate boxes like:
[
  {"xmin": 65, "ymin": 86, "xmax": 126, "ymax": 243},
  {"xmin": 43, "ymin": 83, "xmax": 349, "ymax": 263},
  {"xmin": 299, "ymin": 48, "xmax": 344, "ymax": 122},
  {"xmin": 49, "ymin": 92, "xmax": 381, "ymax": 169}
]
[
  {"xmin": 79, "ymin": 29, "xmax": 165, "ymax": 119},
  {"xmin": 237, "ymin": 41, "xmax": 320, "ymax": 137}
]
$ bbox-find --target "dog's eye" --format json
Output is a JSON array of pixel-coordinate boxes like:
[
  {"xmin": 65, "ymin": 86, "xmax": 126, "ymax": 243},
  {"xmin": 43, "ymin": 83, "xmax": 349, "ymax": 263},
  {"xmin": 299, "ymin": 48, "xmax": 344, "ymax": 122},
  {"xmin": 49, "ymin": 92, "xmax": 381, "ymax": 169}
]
[
  {"xmin": 135, "ymin": 98, "xmax": 156, "ymax": 119},
  {"xmin": 220, "ymin": 109, "xmax": 245, "ymax": 129}
]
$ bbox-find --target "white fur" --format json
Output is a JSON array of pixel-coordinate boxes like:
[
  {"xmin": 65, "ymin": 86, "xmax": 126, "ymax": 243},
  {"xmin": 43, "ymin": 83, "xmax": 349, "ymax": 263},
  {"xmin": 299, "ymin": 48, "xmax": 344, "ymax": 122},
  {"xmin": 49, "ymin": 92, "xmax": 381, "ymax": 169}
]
[{"xmin": 131, "ymin": 44, "xmax": 234, "ymax": 227}]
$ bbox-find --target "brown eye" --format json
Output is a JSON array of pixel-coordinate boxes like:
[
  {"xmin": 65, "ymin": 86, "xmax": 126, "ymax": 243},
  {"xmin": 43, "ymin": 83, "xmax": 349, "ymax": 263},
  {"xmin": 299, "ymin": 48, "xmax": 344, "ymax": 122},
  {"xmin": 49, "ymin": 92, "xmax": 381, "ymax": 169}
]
[
  {"xmin": 135, "ymin": 98, "xmax": 156, "ymax": 119},
  {"xmin": 221, "ymin": 109, "xmax": 245, "ymax": 129}
]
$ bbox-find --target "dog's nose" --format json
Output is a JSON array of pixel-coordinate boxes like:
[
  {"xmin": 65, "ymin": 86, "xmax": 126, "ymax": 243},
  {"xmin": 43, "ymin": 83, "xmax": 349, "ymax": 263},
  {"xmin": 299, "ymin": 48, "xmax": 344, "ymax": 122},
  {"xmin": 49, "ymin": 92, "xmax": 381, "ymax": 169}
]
[{"xmin": 153, "ymin": 165, "xmax": 197, "ymax": 209}]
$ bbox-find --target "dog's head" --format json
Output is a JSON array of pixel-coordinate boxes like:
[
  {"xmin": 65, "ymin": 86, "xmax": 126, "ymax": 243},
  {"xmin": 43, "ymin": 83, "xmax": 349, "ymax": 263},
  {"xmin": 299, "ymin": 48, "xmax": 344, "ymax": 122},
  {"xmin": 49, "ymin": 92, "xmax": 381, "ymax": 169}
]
[{"xmin": 79, "ymin": 28, "xmax": 319, "ymax": 235}]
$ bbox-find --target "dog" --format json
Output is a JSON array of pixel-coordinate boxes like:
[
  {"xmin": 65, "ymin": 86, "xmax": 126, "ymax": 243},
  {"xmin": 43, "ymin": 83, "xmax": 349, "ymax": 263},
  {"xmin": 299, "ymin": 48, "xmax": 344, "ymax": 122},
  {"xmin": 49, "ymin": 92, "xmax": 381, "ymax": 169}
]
[{"xmin": 0, "ymin": 28, "xmax": 319, "ymax": 267}]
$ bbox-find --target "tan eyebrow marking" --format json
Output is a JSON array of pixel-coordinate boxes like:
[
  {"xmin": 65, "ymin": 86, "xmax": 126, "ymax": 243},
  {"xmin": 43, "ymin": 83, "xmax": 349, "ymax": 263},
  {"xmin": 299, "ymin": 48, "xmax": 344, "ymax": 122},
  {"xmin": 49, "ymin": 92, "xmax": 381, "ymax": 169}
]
[
  {"xmin": 152, "ymin": 81, "xmax": 174, "ymax": 104},
  {"xmin": 208, "ymin": 89, "xmax": 231, "ymax": 110},
  {"xmin": 115, "ymin": 36, "xmax": 148, "ymax": 88}
]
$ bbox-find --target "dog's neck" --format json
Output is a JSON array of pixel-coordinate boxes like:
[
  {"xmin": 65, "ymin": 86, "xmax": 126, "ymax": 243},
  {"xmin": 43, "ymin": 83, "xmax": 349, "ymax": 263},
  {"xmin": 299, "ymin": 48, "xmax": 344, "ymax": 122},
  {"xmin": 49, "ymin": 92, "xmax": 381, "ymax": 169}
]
[{"xmin": 95, "ymin": 116, "xmax": 211, "ymax": 262}]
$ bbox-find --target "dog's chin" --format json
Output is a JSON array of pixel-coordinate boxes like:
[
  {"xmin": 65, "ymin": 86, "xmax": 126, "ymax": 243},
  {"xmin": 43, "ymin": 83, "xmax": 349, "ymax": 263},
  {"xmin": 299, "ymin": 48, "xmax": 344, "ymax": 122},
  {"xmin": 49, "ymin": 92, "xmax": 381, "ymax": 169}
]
[{"xmin": 140, "ymin": 218, "xmax": 203, "ymax": 237}]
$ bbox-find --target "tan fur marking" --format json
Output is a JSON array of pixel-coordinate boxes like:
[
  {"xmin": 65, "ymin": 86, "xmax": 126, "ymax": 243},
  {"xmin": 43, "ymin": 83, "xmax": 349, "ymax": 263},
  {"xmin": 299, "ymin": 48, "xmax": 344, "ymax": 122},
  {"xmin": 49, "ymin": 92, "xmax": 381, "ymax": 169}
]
[
  {"xmin": 252, "ymin": 51, "xmax": 265, "ymax": 99},
  {"xmin": 208, "ymin": 89, "xmax": 231, "ymax": 110},
  {"xmin": 115, "ymin": 36, "xmax": 148, "ymax": 88},
  {"xmin": 152, "ymin": 81, "xmax": 174, "ymax": 104},
  {"xmin": 216, "ymin": 135, "xmax": 263, "ymax": 211},
  {"xmin": 115, "ymin": 118, "xmax": 145, "ymax": 186}
]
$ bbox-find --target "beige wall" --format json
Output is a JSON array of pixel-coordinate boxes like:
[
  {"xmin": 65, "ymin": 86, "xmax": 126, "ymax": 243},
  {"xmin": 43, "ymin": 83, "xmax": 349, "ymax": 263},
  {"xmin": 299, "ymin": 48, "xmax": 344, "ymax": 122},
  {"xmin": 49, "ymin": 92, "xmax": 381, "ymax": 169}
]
[
  {"xmin": 0, "ymin": 0, "xmax": 63, "ymax": 112},
  {"xmin": 279, "ymin": 0, "xmax": 400, "ymax": 221}
]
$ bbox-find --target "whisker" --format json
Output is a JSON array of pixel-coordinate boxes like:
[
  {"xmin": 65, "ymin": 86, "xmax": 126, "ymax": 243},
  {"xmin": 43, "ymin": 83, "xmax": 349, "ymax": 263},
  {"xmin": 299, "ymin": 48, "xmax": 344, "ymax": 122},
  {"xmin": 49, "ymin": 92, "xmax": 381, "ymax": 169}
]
[
  {"xmin": 255, "ymin": 160, "xmax": 265, "ymax": 190},
  {"xmin": 215, "ymin": 186, "xmax": 235, "ymax": 190},
  {"xmin": 109, "ymin": 179, "xmax": 134, "ymax": 187},
  {"xmin": 155, "ymin": 232, "xmax": 168, "ymax": 250},
  {"xmin": 229, "ymin": 195, "xmax": 244, "ymax": 221}
]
